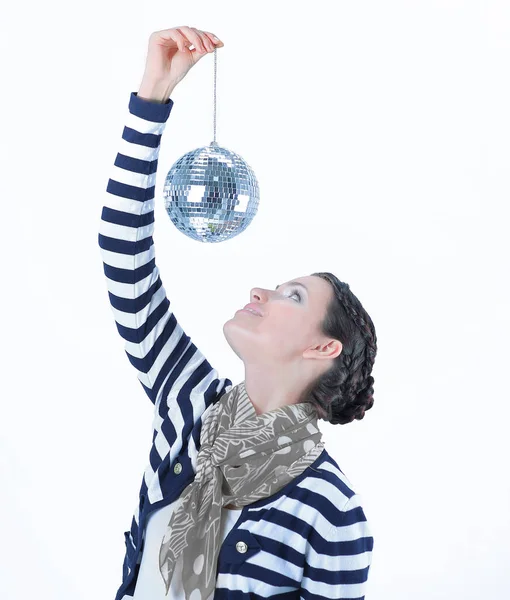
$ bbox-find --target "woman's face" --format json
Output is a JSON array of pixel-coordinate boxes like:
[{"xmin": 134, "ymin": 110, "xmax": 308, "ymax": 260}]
[{"xmin": 223, "ymin": 275, "xmax": 340, "ymax": 366}]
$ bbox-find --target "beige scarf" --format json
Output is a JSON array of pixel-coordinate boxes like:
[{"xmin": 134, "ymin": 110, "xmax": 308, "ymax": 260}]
[{"xmin": 158, "ymin": 379, "xmax": 325, "ymax": 598}]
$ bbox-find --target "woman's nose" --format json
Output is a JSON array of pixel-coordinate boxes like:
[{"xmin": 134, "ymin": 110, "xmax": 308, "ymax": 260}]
[{"xmin": 250, "ymin": 287, "xmax": 267, "ymax": 302}]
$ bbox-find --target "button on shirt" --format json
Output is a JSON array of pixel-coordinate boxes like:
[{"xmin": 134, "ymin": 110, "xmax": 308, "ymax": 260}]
[{"xmin": 132, "ymin": 499, "xmax": 242, "ymax": 599}]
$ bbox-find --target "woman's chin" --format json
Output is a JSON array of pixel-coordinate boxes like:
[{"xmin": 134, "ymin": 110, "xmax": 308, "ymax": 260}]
[{"xmin": 222, "ymin": 321, "xmax": 258, "ymax": 358}]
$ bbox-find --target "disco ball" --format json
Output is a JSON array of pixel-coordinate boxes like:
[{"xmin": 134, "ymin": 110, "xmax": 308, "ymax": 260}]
[{"xmin": 163, "ymin": 141, "xmax": 260, "ymax": 243}]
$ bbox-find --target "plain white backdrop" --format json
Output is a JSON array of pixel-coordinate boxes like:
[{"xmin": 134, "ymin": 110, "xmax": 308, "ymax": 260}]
[{"xmin": 1, "ymin": 1, "xmax": 509, "ymax": 598}]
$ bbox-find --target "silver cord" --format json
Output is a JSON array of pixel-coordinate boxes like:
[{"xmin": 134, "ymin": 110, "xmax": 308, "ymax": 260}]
[{"xmin": 212, "ymin": 47, "xmax": 217, "ymax": 146}]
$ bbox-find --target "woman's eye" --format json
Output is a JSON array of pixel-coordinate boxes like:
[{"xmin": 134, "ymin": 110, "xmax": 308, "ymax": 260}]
[{"xmin": 289, "ymin": 289, "xmax": 301, "ymax": 302}]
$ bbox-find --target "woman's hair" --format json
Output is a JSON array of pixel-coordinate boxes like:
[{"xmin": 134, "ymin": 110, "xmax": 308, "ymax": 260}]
[{"xmin": 301, "ymin": 272, "xmax": 378, "ymax": 425}]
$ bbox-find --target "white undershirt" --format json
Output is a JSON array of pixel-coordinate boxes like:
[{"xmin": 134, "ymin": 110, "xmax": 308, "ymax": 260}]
[{"xmin": 132, "ymin": 497, "xmax": 243, "ymax": 599}]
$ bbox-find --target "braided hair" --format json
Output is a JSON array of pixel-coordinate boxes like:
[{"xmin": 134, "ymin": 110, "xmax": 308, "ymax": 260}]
[{"xmin": 300, "ymin": 272, "xmax": 378, "ymax": 425}]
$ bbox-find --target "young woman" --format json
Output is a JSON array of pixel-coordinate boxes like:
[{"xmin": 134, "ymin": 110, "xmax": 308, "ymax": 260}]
[{"xmin": 98, "ymin": 25, "xmax": 377, "ymax": 600}]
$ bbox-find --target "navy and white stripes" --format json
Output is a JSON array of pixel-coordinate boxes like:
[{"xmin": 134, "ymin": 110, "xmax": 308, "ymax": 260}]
[{"xmin": 98, "ymin": 91, "xmax": 374, "ymax": 600}]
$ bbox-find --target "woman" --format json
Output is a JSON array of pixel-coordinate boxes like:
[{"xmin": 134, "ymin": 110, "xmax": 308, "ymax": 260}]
[{"xmin": 98, "ymin": 25, "xmax": 376, "ymax": 600}]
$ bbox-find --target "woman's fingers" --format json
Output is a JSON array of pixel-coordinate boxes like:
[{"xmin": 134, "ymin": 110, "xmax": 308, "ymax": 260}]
[
  {"xmin": 151, "ymin": 28, "xmax": 188, "ymax": 52},
  {"xmin": 194, "ymin": 29, "xmax": 214, "ymax": 52},
  {"xmin": 202, "ymin": 31, "xmax": 224, "ymax": 49},
  {"xmin": 172, "ymin": 29, "xmax": 188, "ymax": 53},
  {"xmin": 191, "ymin": 28, "xmax": 223, "ymax": 52},
  {"xmin": 154, "ymin": 26, "xmax": 223, "ymax": 54},
  {"xmin": 177, "ymin": 26, "xmax": 223, "ymax": 54},
  {"xmin": 177, "ymin": 26, "xmax": 207, "ymax": 53}
]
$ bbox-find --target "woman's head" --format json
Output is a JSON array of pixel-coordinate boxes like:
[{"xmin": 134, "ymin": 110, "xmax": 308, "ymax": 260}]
[{"xmin": 222, "ymin": 272, "xmax": 377, "ymax": 424}]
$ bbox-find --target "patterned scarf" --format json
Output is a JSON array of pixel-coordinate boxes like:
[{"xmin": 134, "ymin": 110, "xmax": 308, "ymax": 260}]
[{"xmin": 158, "ymin": 379, "xmax": 325, "ymax": 598}]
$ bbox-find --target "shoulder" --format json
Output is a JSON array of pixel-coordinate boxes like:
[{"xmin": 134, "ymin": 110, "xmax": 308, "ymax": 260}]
[
  {"xmin": 304, "ymin": 449, "xmax": 363, "ymax": 511},
  {"xmin": 297, "ymin": 449, "xmax": 373, "ymax": 540}
]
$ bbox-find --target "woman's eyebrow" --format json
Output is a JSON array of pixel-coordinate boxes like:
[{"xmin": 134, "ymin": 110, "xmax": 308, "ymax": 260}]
[{"xmin": 275, "ymin": 281, "xmax": 308, "ymax": 292}]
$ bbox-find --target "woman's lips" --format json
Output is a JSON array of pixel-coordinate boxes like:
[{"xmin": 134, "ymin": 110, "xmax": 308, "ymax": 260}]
[
  {"xmin": 242, "ymin": 303, "xmax": 263, "ymax": 316},
  {"xmin": 237, "ymin": 308, "xmax": 262, "ymax": 316}
]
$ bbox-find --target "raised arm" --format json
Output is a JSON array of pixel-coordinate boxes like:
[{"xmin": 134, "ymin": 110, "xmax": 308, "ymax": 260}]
[
  {"xmin": 98, "ymin": 90, "xmax": 196, "ymax": 406},
  {"xmin": 98, "ymin": 27, "xmax": 227, "ymax": 424}
]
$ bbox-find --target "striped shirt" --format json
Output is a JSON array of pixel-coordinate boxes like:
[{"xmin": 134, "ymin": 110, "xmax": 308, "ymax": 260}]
[{"xmin": 97, "ymin": 90, "xmax": 374, "ymax": 600}]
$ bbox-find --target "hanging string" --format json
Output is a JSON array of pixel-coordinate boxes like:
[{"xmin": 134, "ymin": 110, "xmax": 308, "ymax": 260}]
[{"xmin": 212, "ymin": 46, "xmax": 217, "ymax": 146}]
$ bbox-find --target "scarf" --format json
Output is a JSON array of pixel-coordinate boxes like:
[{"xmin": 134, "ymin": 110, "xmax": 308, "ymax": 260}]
[{"xmin": 158, "ymin": 379, "xmax": 325, "ymax": 598}]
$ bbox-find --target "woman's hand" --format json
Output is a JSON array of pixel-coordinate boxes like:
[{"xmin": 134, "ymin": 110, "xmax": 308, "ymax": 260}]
[{"xmin": 138, "ymin": 26, "xmax": 225, "ymax": 103}]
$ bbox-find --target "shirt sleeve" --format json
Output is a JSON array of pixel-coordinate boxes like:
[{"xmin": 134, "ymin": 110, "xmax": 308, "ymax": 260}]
[
  {"xmin": 300, "ymin": 494, "xmax": 374, "ymax": 600},
  {"xmin": 98, "ymin": 91, "xmax": 224, "ymax": 408}
]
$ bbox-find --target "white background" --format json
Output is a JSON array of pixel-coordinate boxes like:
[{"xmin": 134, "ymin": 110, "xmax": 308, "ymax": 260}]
[{"xmin": 1, "ymin": 1, "xmax": 509, "ymax": 598}]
